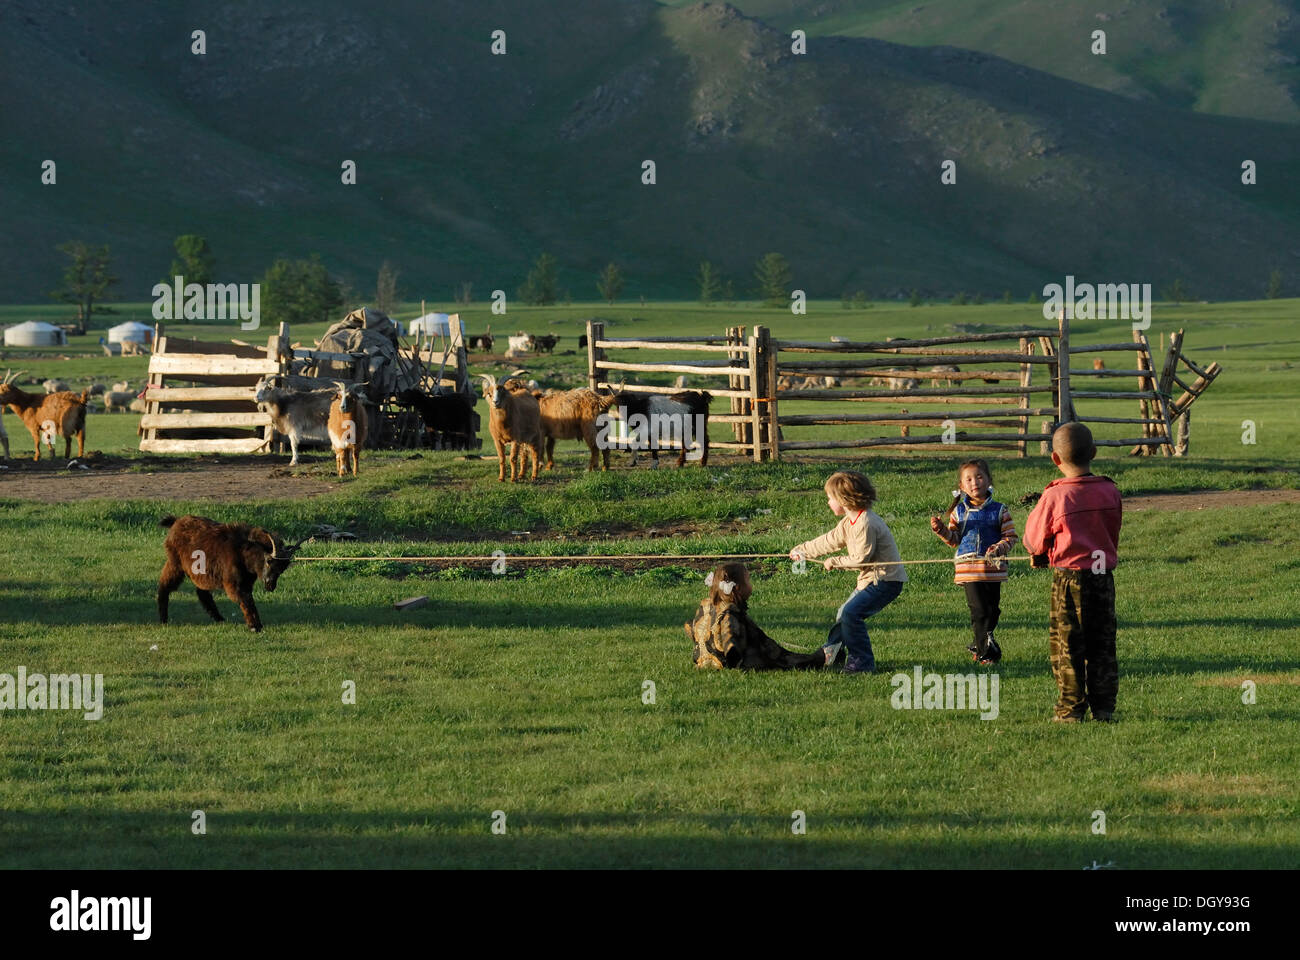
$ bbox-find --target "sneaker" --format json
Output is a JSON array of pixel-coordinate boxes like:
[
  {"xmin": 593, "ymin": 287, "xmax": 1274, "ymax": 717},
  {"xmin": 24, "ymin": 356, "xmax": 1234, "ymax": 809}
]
[
  {"xmin": 822, "ymin": 641, "xmax": 844, "ymax": 667},
  {"xmin": 1052, "ymin": 714, "xmax": 1086, "ymax": 723},
  {"xmin": 842, "ymin": 656, "xmax": 874, "ymax": 674},
  {"xmin": 1092, "ymin": 711, "xmax": 1116, "ymax": 723},
  {"xmin": 977, "ymin": 632, "xmax": 1002, "ymax": 665}
]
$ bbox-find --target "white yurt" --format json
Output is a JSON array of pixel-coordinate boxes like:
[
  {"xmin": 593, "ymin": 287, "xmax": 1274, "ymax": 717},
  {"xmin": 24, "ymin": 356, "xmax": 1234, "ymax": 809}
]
[
  {"xmin": 107, "ymin": 320, "xmax": 153, "ymax": 345},
  {"xmin": 4, "ymin": 320, "xmax": 66, "ymax": 347},
  {"xmin": 408, "ymin": 312, "xmax": 451, "ymax": 337}
]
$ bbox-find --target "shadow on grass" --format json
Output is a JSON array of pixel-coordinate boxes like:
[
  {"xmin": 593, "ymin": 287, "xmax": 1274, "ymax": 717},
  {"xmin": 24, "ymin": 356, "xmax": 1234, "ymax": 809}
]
[{"xmin": 0, "ymin": 809, "xmax": 1292, "ymax": 869}]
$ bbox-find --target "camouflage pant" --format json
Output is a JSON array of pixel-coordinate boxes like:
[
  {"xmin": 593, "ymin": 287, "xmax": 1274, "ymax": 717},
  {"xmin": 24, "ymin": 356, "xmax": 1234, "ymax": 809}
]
[{"xmin": 1049, "ymin": 568, "xmax": 1118, "ymax": 719}]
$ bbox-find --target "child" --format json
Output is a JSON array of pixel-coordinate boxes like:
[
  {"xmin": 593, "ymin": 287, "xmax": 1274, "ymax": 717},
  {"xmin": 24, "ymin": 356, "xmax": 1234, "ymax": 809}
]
[
  {"xmin": 685, "ymin": 562, "xmax": 824, "ymax": 671},
  {"xmin": 928, "ymin": 459, "xmax": 1018, "ymax": 664},
  {"xmin": 789, "ymin": 471, "xmax": 906, "ymax": 674},
  {"xmin": 1023, "ymin": 422, "xmax": 1123, "ymax": 722}
]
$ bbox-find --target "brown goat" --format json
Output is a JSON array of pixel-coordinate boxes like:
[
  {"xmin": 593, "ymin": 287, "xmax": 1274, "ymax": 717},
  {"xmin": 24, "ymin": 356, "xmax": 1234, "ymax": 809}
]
[
  {"xmin": 157, "ymin": 515, "xmax": 304, "ymax": 631},
  {"xmin": 327, "ymin": 381, "xmax": 368, "ymax": 477},
  {"xmin": 481, "ymin": 374, "xmax": 543, "ymax": 482},
  {"xmin": 0, "ymin": 369, "xmax": 87, "ymax": 461},
  {"xmin": 534, "ymin": 387, "xmax": 618, "ymax": 471}
]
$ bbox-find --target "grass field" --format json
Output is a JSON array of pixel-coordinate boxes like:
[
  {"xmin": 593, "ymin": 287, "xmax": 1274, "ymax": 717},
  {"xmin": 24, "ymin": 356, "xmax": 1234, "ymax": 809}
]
[{"xmin": 1, "ymin": 300, "xmax": 1297, "ymax": 868}]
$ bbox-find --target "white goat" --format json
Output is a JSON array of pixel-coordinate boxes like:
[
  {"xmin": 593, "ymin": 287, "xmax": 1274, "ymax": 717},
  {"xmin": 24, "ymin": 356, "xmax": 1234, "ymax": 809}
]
[{"xmin": 255, "ymin": 376, "xmax": 337, "ymax": 465}]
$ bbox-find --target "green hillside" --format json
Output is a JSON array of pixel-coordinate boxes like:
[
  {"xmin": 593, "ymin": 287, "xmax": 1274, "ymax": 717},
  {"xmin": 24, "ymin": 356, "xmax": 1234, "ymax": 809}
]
[
  {"xmin": 4, "ymin": 0, "xmax": 1299, "ymax": 307},
  {"xmin": 679, "ymin": 0, "xmax": 1300, "ymax": 124}
]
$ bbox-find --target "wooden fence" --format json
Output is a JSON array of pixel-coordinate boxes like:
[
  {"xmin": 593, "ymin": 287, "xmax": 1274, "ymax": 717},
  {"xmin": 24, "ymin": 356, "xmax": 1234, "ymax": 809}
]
[
  {"xmin": 586, "ymin": 320, "xmax": 772, "ymax": 460},
  {"xmin": 585, "ymin": 314, "xmax": 1200, "ymax": 460},
  {"xmin": 138, "ymin": 322, "xmax": 282, "ymax": 454}
]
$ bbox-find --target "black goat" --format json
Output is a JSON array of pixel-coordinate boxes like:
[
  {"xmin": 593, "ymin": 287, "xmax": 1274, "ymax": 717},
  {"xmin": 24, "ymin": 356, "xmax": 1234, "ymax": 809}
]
[{"xmin": 396, "ymin": 390, "xmax": 478, "ymax": 447}]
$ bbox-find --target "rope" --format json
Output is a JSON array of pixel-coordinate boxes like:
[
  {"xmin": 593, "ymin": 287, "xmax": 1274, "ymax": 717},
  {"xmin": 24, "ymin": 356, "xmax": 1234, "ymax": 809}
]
[{"xmin": 292, "ymin": 552, "xmax": 1036, "ymax": 567}]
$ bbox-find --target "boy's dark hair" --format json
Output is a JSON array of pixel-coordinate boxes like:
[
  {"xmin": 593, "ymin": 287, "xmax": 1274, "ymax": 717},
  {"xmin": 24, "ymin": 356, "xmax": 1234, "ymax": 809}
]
[{"xmin": 1053, "ymin": 422, "xmax": 1096, "ymax": 467}]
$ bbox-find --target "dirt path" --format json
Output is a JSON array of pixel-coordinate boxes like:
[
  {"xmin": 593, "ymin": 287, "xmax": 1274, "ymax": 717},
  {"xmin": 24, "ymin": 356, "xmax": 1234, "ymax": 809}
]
[
  {"xmin": 2, "ymin": 453, "xmax": 1298, "ymax": 510},
  {"xmin": 0, "ymin": 456, "xmax": 333, "ymax": 503}
]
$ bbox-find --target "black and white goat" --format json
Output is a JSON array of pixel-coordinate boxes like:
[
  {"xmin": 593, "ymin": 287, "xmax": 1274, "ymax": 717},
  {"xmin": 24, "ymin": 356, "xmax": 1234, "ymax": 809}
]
[
  {"xmin": 254, "ymin": 375, "xmax": 337, "ymax": 465},
  {"xmin": 607, "ymin": 390, "xmax": 711, "ymax": 468}
]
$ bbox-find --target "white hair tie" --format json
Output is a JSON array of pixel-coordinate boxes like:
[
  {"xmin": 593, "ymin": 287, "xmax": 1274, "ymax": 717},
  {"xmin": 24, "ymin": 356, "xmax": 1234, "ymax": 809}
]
[{"xmin": 705, "ymin": 571, "xmax": 736, "ymax": 595}]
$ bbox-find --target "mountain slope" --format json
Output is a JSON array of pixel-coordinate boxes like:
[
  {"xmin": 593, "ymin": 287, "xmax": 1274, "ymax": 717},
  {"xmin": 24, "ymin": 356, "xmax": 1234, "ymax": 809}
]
[
  {"xmin": 669, "ymin": 0, "xmax": 1300, "ymax": 124},
  {"xmin": 2, "ymin": 0, "xmax": 1298, "ymax": 306}
]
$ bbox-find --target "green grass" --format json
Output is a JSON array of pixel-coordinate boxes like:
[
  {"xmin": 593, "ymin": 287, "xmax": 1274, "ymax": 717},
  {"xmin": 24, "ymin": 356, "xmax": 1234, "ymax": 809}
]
[{"xmin": 1, "ymin": 300, "xmax": 1296, "ymax": 868}]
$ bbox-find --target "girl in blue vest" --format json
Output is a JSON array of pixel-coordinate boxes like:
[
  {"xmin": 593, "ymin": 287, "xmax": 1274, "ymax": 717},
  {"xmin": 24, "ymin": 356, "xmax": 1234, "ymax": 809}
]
[{"xmin": 929, "ymin": 459, "xmax": 1018, "ymax": 664}]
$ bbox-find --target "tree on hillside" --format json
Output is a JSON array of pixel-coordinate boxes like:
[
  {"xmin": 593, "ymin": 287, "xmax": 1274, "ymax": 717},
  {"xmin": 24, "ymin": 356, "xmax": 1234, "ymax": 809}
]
[
  {"xmin": 1267, "ymin": 270, "xmax": 1283, "ymax": 299},
  {"xmin": 50, "ymin": 241, "xmax": 118, "ymax": 334},
  {"xmin": 909, "ymin": 289, "xmax": 922, "ymax": 307},
  {"xmin": 698, "ymin": 261, "xmax": 722, "ymax": 305},
  {"xmin": 1162, "ymin": 278, "xmax": 1191, "ymax": 304},
  {"xmin": 166, "ymin": 235, "xmax": 214, "ymax": 286},
  {"xmin": 261, "ymin": 255, "xmax": 343, "ymax": 327},
  {"xmin": 596, "ymin": 262, "xmax": 625, "ymax": 304},
  {"xmin": 375, "ymin": 260, "xmax": 401, "ymax": 315},
  {"xmin": 519, "ymin": 252, "xmax": 559, "ymax": 305},
  {"xmin": 754, "ymin": 252, "xmax": 791, "ymax": 307}
]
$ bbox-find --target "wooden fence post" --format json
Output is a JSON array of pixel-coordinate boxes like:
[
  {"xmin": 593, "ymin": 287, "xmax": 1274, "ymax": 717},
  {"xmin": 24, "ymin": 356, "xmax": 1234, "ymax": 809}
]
[
  {"xmin": 587, "ymin": 320, "xmax": 604, "ymax": 392},
  {"xmin": 1057, "ymin": 310, "xmax": 1073, "ymax": 422},
  {"xmin": 1018, "ymin": 337, "xmax": 1031, "ymax": 457},
  {"xmin": 762, "ymin": 327, "xmax": 780, "ymax": 461},
  {"xmin": 748, "ymin": 328, "xmax": 762, "ymax": 462}
]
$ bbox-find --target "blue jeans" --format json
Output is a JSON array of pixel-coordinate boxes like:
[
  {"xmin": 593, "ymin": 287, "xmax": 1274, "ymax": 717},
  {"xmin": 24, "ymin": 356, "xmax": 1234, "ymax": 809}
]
[{"xmin": 827, "ymin": 580, "xmax": 904, "ymax": 671}]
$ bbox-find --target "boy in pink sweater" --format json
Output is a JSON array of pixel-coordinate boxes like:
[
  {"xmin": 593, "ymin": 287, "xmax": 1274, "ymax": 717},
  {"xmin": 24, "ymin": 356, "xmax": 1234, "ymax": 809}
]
[{"xmin": 1023, "ymin": 422, "xmax": 1123, "ymax": 722}]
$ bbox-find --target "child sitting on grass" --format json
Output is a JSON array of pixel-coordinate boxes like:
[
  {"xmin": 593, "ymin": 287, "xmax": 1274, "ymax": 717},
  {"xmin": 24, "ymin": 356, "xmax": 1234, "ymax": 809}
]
[
  {"xmin": 929, "ymin": 458, "xmax": 1017, "ymax": 664},
  {"xmin": 1023, "ymin": 422, "xmax": 1123, "ymax": 722},
  {"xmin": 686, "ymin": 562, "xmax": 825, "ymax": 671},
  {"xmin": 789, "ymin": 471, "xmax": 907, "ymax": 674}
]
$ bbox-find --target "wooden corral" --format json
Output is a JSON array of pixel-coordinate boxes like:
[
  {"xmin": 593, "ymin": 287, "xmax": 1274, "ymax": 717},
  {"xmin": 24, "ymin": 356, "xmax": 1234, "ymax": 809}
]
[
  {"xmin": 140, "ymin": 315, "xmax": 480, "ymax": 455},
  {"xmin": 138, "ymin": 322, "xmax": 280, "ymax": 454},
  {"xmin": 586, "ymin": 316, "xmax": 1224, "ymax": 460}
]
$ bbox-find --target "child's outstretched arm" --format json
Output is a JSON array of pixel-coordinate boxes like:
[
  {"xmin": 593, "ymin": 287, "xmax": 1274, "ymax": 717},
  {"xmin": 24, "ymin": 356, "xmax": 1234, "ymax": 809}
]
[{"xmin": 790, "ymin": 520, "xmax": 846, "ymax": 561}]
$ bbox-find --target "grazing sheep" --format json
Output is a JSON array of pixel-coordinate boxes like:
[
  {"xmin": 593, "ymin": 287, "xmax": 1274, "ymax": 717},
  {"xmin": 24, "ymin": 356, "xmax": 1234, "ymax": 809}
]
[
  {"xmin": 534, "ymin": 387, "xmax": 618, "ymax": 471},
  {"xmin": 609, "ymin": 389, "xmax": 711, "ymax": 468},
  {"xmin": 0, "ymin": 370, "xmax": 87, "ymax": 461},
  {"xmin": 327, "ymin": 381, "xmax": 369, "ymax": 477},
  {"xmin": 930, "ymin": 365, "xmax": 959, "ymax": 388},
  {"xmin": 111, "ymin": 381, "xmax": 131, "ymax": 393},
  {"xmin": 467, "ymin": 332, "xmax": 494, "ymax": 352},
  {"xmin": 534, "ymin": 334, "xmax": 560, "ymax": 353},
  {"xmin": 128, "ymin": 396, "xmax": 147, "ymax": 413},
  {"xmin": 43, "ymin": 379, "xmax": 70, "ymax": 394},
  {"xmin": 89, "ymin": 383, "xmax": 106, "ymax": 396},
  {"xmin": 156, "ymin": 515, "xmax": 304, "ymax": 632},
  {"xmin": 481, "ymin": 374, "xmax": 544, "ymax": 482},
  {"xmin": 507, "ymin": 333, "xmax": 536, "ymax": 353},
  {"xmin": 103, "ymin": 390, "xmax": 135, "ymax": 413}
]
